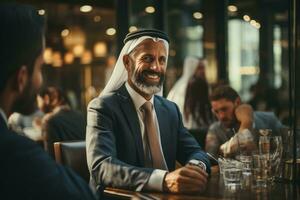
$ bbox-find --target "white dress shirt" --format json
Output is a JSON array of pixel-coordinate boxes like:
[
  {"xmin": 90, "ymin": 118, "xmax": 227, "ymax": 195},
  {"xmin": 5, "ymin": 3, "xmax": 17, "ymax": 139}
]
[{"xmin": 125, "ymin": 83, "xmax": 168, "ymax": 191}]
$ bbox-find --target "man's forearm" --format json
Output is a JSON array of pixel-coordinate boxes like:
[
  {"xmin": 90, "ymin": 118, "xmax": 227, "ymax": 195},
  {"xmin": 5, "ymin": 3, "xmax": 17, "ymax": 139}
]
[
  {"xmin": 238, "ymin": 119, "xmax": 253, "ymax": 132},
  {"xmin": 91, "ymin": 157, "xmax": 153, "ymax": 191}
]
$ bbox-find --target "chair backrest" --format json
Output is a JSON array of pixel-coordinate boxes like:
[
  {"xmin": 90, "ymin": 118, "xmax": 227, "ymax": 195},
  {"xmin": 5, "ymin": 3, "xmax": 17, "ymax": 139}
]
[{"xmin": 54, "ymin": 141, "xmax": 89, "ymax": 182}]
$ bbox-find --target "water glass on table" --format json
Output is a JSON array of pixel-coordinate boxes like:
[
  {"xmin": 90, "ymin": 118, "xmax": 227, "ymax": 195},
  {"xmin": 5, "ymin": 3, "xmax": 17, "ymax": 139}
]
[
  {"xmin": 252, "ymin": 153, "xmax": 269, "ymax": 187},
  {"xmin": 222, "ymin": 160, "xmax": 243, "ymax": 190},
  {"xmin": 258, "ymin": 135, "xmax": 283, "ymax": 182},
  {"xmin": 237, "ymin": 155, "xmax": 253, "ymax": 188},
  {"xmin": 268, "ymin": 136, "xmax": 283, "ymax": 182}
]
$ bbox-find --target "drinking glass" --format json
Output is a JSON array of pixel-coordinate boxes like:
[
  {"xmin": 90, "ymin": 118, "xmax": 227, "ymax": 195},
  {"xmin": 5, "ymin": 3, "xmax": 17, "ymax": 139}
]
[
  {"xmin": 259, "ymin": 135, "xmax": 270, "ymax": 154},
  {"xmin": 258, "ymin": 136, "xmax": 283, "ymax": 182},
  {"xmin": 238, "ymin": 155, "xmax": 253, "ymax": 188},
  {"xmin": 252, "ymin": 153, "xmax": 268, "ymax": 187},
  {"xmin": 222, "ymin": 160, "xmax": 243, "ymax": 190},
  {"xmin": 259, "ymin": 129, "xmax": 272, "ymax": 137},
  {"xmin": 269, "ymin": 136, "xmax": 283, "ymax": 182}
]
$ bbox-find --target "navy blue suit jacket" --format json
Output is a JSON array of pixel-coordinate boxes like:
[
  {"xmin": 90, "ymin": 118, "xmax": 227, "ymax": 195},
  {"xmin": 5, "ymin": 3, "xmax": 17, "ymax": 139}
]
[
  {"xmin": 86, "ymin": 84, "xmax": 210, "ymax": 192},
  {"xmin": 0, "ymin": 115, "xmax": 96, "ymax": 200}
]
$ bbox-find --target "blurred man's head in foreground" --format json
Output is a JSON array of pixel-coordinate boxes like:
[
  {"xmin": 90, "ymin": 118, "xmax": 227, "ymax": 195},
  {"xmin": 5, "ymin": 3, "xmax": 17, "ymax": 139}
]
[{"xmin": 0, "ymin": 3, "xmax": 46, "ymax": 115}]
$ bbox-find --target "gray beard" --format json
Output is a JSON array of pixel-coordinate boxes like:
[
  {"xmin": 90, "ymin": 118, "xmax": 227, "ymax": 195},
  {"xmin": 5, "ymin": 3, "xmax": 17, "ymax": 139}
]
[{"xmin": 131, "ymin": 70, "xmax": 162, "ymax": 96}]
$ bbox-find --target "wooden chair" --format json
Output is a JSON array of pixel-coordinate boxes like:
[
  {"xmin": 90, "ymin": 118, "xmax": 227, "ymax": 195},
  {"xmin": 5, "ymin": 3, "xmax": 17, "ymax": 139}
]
[{"xmin": 54, "ymin": 141, "xmax": 89, "ymax": 182}]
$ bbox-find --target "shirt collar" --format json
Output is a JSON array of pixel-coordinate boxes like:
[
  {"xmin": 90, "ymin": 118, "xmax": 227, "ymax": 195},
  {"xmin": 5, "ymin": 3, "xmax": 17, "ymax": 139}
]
[
  {"xmin": 125, "ymin": 82, "xmax": 154, "ymax": 110},
  {"xmin": 0, "ymin": 107, "xmax": 8, "ymax": 127}
]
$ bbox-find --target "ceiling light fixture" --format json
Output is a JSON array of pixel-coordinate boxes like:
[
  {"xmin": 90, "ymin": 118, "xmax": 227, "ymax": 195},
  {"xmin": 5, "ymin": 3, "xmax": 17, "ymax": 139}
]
[
  {"xmin": 80, "ymin": 5, "xmax": 92, "ymax": 13},
  {"xmin": 243, "ymin": 15, "xmax": 251, "ymax": 22},
  {"xmin": 228, "ymin": 5, "xmax": 238, "ymax": 12},
  {"xmin": 250, "ymin": 19, "xmax": 257, "ymax": 26},
  {"xmin": 38, "ymin": 9, "xmax": 45, "ymax": 15},
  {"xmin": 193, "ymin": 12, "xmax": 203, "ymax": 19},
  {"xmin": 129, "ymin": 26, "xmax": 138, "ymax": 32},
  {"xmin": 94, "ymin": 15, "xmax": 101, "ymax": 22},
  {"xmin": 106, "ymin": 28, "xmax": 116, "ymax": 36},
  {"xmin": 145, "ymin": 6, "xmax": 155, "ymax": 14},
  {"xmin": 61, "ymin": 29, "xmax": 70, "ymax": 37},
  {"xmin": 255, "ymin": 22, "xmax": 261, "ymax": 29}
]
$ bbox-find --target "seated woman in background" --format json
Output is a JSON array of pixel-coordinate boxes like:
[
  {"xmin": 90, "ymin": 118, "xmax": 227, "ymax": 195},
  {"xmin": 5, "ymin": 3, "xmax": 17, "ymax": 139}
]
[{"xmin": 37, "ymin": 86, "xmax": 86, "ymax": 158}]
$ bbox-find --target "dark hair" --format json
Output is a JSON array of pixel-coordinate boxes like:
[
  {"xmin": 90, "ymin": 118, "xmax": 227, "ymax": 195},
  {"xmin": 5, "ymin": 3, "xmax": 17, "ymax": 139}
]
[
  {"xmin": 0, "ymin": 3, "xmax": 46, "ymax": 92},
  {"xmin": 38, "ymin": 86, "xmax": 69, "ymax": 106},
  {"xmin": 210, "ymin": 85, "xmax": 240, "ymax": 102},
  {"xmin": 184, "ymin": 77, "xmax": 213, "ymax": 126}
]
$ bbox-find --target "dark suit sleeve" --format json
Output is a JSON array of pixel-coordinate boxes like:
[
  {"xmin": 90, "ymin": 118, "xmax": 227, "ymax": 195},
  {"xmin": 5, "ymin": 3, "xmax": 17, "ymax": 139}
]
[
  {"xmin": 172, "ymin": 102, "xmax": 211, "ymax": 174},
  {"xmin": 86, "ymin": 97, "xmax": 153, "ymax": 192},
  {"xmin": 0, "ymin": 132, "xmax": 96, "ymax": 200}
]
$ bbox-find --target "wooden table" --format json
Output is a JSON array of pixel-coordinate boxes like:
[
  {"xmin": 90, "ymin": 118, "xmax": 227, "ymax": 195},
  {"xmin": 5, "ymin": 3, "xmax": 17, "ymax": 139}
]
[{"xmin": 104, "ymin": 174, "xmax": 300, "ymax": 200}]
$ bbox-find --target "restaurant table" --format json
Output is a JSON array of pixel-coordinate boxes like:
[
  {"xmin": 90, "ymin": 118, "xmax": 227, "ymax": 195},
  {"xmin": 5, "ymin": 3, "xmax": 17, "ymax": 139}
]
[{"xmin": 103, "ymin": 173, "xmax": 300, "ymax": 200}]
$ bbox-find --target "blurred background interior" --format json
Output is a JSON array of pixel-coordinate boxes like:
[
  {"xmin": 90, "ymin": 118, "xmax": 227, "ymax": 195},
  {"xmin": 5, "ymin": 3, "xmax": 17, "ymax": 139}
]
[{"xmin": 14, "ymin": 0, "xmax": 299, "ymax": 128}]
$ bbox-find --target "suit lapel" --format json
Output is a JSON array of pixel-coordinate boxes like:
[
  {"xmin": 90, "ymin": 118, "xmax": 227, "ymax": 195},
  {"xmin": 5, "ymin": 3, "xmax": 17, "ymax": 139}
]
[
  {"xmin": 117, "ymin": 85, "xmax": 145, "ymax": 166},
  {"xmin": 154, "ymin": 97, "xmax": 172, "ymax": 168}
]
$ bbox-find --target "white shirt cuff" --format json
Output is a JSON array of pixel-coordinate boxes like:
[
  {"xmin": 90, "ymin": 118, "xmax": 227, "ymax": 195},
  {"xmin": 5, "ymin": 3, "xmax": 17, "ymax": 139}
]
[{"xmin": 143, "ymin": 169, "xmax": 168, "ymax": 192}]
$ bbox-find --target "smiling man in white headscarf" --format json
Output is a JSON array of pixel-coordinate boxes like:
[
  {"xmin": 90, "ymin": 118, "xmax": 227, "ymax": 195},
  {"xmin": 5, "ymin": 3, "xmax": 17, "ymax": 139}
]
[{"xmin": 86, "ymin": 29, "xmax": 210, "ymax": 195}]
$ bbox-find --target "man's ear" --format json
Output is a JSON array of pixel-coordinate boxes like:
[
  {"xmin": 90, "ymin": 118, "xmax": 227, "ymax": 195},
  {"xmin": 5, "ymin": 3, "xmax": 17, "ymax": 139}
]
[
  {"xmin": 16, "ymin": 66, "xmax": 28, "ymax": 93},
  {"xmin": 234, "ymin": 97, "xmax": 241, "ymax": 106},
  {"xmin": 123, "ymin": 55, "xmax": 130, "ymax": 71}
]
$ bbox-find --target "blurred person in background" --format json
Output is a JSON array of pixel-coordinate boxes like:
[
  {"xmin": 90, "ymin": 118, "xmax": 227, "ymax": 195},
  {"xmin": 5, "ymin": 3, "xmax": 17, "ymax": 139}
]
[
  {"xmin": 248, "ymin": 78, "xmax": 280, "ymax": 114},
  {"xmin": 167, "ymin": 56, "xmax": 201, "ymax": 114},
  {"xmin": 205, "ymin": 85, "xmax": 284, "ymax": 158},
  {"xmin": 193, "ymin": 57, "xmax": 207, "ymax": 81},
  {"xmin": 0, "ymin": 3, "xmax": 96, "ymax": 199},
  {"xmin": 183, "ymin": 72, "xmax": 214, "ymax": 149},
  {"xmin": 8, "ymin": 109, "xmax": 43, "ymax": 136},
  {"xmin": 183, "ymin": 63, "xmax": 214, "ymax": 130},
  {"xmin": 37, "ymin": 86, "xmax": 86, "ymax": 158}
]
